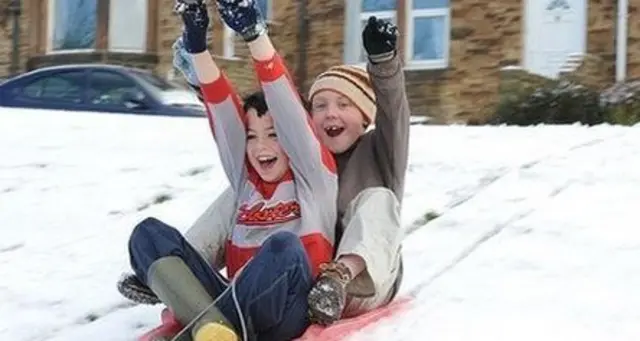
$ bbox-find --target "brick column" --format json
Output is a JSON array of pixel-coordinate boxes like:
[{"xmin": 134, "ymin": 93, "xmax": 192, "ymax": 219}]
[{"xmin": 397, "ymin": 0, "xmax": 407, "ymax": 62}]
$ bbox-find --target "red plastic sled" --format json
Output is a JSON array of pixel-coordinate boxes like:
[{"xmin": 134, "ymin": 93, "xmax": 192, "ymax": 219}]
[
  {"xmin": 294, "ymin": 297, "xmax": 412, "ymax": 341},
  {"xmin": 138, "ymin": 297, "xmax": 411, "ymax": 341},
  {"xmin": 139, "ymin": 308, "xmax": 184, "ymax": 341}
]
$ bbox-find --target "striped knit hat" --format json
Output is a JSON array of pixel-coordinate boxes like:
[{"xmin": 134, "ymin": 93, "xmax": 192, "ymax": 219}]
[{"xmin": 308, "ymin": 65, "xmax": 376, "ymax": 124}]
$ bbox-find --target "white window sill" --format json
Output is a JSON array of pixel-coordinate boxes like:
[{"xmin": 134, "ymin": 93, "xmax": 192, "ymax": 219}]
[
  {"xmin": 106, "ymin": 48, "xmax": 147, "ymax": 54},
  {"xmin": 45, "ymin": 49, "xmax": 148, "ymax": 55},
  {"xmin": 213, "ymin": 55, "xmax": 244, "ymax": 62},
  {"xmin": 353, "ymin": 62, "xmax": 367, "ymax": 69},
  {"xmin": 45, "ymin": 49, "xmax": 96, "ymax": 55},
  {"xmin": 404, "ymin": 59, "xmax": 448, "ymax": 71},
  {"xmin": 350, "ymin": 59, "xmax": 448, "ymax": 72}
]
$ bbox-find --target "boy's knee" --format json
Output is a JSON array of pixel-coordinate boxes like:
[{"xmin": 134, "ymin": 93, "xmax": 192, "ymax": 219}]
[
  {"xmin": 351, "ymin": 187, "xmax": 399, "ymax": 211},
  {"xmin": 262, "ymin": 231, "xmax": 303, "ymax": 254},
  {"xmin": 129, "ymin": 217, "xmax": 171, "ymax": 248}
]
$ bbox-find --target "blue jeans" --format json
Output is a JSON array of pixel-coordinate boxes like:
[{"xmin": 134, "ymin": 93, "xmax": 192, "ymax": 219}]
[{"xmin": 129, "ymin": 217, "xmax": 313, "ymax": 341}]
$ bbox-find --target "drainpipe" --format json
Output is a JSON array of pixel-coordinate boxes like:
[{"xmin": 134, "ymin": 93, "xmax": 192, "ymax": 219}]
[
  {"xmin": 296, "ymin": 0, "xmax": 309, "ymax": 92},
  {"xmin": 616, "ymin": 0, "xmax": 628, "ymax": 82},
  {"xmin": 8, "ymin": 0, "xmax": 21, "ymax": 76}
]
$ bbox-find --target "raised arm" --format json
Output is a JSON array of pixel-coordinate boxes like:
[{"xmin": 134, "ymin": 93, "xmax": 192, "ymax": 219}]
[
  {"xmin": 363, "ymin": 17, "xmax": 411, "ymax": 201},
  {"xmin": 247, "ymin": 34, "xmax": 337, "ymax": 188},
  {"xmin": 194, "ymin": 53, "xmax": 248, "ymax": 192},
  {"xmin": 177, "ymin": 1, "xmax": 248, "ymax": 192}
]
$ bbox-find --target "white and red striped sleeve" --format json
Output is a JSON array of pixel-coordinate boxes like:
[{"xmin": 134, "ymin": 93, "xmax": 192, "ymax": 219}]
[
  {"xmin": 253, "ymin": 53, "xmax": 338, "ymax": 189},
  {"xmin": 199, "ymin": 73, "xmax": 248, "ymax": 193}
]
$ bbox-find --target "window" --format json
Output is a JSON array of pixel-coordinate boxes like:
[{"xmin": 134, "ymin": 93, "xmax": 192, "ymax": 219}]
[
  {"xmin": 132, "ymin": 70, "xmax": 180, "ymax": 92},
  {"xmin": 48, "ymin": 0, "xmax": 97, "ymax": 51},
  {"xmin": 345, "ymin": 0, "xmax": 450, "ymax": 70},
  {"xmin": 20, "ymin": 71, "xmax": 86, "ymax": 103},
  {"xmin": 108, "ymin": 0, "xmax": 148, "ymax": 52},
  {"xmin": 223, "ymin": 0, "xmax": 272, "ymax": 58},
  {"xmin": 407, "ymin": 0, "xmax": 450, "ymax": 69},
  {"xmin": 357, "ymin": 0, "xmax": 396, "ymax": 63},
  {"xmin": 47, "ymin": 0, "xmax": 148, "ymax": 53},
  {"xmin": 87, "ymin": 71, "xmax": 143, "ymax": 107},
  {"xmin": 257, "ymin": 0, "xmax": 271, "ymax": 17}
]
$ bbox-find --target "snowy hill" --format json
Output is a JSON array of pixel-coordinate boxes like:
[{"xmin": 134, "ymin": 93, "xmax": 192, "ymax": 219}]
[{"xmin": 1, "ymin": 108, "xmax": 639, "ymax": 340}]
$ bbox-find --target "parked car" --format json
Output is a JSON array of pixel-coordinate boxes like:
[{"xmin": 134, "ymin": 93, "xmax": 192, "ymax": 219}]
[{"xmin": 0, "ymin": 64, "xmax": 206, "ymax": 117}]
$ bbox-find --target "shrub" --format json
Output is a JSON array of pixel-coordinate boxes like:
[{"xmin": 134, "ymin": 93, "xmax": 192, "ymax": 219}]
[
  {"xmin": 491, "ymin": 80, "xmax": 604, "ymax": 126},
  {"xmin": 600, "ymin": 80, "xmax": 640, "ymax": 125}
]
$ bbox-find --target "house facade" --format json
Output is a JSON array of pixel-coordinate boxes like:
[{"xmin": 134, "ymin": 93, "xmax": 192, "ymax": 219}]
[{"xmin": 1, "ymin": 0, "xmax": 639, "ymax": 123}]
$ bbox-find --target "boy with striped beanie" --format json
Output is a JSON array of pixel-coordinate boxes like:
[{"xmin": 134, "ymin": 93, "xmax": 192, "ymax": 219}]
[{"xmin": 305, "ymin": 16, "xmax": 410, "ymax": 327}]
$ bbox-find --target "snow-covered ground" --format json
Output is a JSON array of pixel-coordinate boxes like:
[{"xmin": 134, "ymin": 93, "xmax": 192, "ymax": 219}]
[{"xmin": 1, "ymin": 107, "xmax": 639, "ymax": 340}]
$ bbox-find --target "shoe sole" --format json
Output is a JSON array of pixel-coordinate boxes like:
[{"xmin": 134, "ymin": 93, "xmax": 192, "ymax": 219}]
[{"xmin": 194, "ymin": 322, "xmax": 238, "ymax": 341}]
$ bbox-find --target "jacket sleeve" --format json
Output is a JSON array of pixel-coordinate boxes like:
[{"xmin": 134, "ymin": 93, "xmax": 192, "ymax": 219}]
[
  {"xmin": 252, "ymin": 53, "xmax": 338, "ymax": 190},
  {"xmin": 184, "ymin": 187, "xmax": 236, "ymax": 270},
  {"xmin": 199, "ymin": 74, "xmax": 248, "ymax": 193},
  {"xmin": 368, "ymin": 54, "xmax": 411, "ymax": 202}
]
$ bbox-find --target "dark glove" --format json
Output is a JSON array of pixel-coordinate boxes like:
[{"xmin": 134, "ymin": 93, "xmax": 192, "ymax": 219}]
[
  {"xmin": 362, "ymin": 16, "xmax": 398, "ymax": 64},
  {"xmin": 214, "ymin": 0, "xmax": 267, "ymax": 42},
  {"xmin": 117, "ymin": 272, "xmax": 161, "ymax": 305},
  {"xmin": 174, "ymin": 0, "xmax": 210, "ymax": 53},
  {"xmin": 307, "ymin": 262, "xmax": 352, "ymax": 325}
]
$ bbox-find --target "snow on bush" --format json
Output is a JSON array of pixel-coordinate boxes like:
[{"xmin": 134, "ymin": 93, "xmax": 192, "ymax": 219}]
[{"xmin": 491, "ymin": 80, "xmax": 604, "ymax": 126}]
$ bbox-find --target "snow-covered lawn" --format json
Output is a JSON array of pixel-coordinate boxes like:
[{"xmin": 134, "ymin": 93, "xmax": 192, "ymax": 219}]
[{"xmin": 1, "ymin": 108, "xmax": 639, "ymax": 340}]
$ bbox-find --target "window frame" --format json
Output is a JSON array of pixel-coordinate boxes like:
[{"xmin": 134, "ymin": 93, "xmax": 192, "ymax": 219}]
[
  {"xmin": 46, "ymin": 0, "xmax": 97, "ymax": 54},
  {"xmin": 354, "ymin": 7, "xmax": 396, "ymax": 68},
  {"xmin": 405, "ymin": 0, "xmax": 450, "ymax": 70},
  {"xmin": 17, "ymin": 70, "xmax": 88, "ymax": 104},
  {"xmin": 107, "ymin": 0, "xmax": 148, "ymax": 53},
  {"xmin": 222, "ymin": 25, "xmax": 239, "ymax": 59},
  {"xmin": 44, "ymin": 0, "xmax": 152, "ymax": 55},
  {"xmin": 87, "ymin": 69, "xmax": 146, "ymax": 108},
  {"xmin": 344, "ymin": 0, "xmax": 451, "ymax": 71}
]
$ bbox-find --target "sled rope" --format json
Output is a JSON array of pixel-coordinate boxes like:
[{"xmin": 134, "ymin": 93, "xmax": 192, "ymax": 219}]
[{"xmin": 169, "ymin": 273, "xmax": 248, "ymax": 341}]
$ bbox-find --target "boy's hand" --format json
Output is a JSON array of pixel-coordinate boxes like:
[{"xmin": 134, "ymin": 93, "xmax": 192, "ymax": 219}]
[
  {"xmin": 215, "ymin": 0, "xmax": 267, "ymax": 42},
  {"xmin": 362, "ymin": 16, "xmax": 398, "ymax": 64},
  {"xmin": 307, "ymin": 262, "xmax": 351, "ymax": 325},
  {"xmin": 175, "ymin": 0, "xmax": 210, "ymax": 53}
]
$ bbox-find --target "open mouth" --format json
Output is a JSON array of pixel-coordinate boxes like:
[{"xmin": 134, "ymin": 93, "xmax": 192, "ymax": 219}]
[
  {"xmin": 257, "ymin": 156, "xmax": 278, "ymax": 169},
  {"xmin": 324, "ymin": 126, "xmax": 345, "ymax": 138}
]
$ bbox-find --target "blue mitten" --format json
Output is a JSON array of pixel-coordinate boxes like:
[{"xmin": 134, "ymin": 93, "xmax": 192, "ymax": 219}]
[
  {"xmin": 215, "ymin": 0, "xmax": 267, "ymax": 42},
  {"xmin": 175, "ymin": 0, "xmax": 210, "ymax": 53},
  {"xmin": 172, "ymin": 36, "xmax": 199, "ymax": 86}
]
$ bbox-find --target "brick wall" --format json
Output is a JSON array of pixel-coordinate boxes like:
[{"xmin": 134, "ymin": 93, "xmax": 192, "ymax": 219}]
[
  {"xmin": 4, "ymin": 0, "xmax": 640, "ymax": 124},
  {"xmin": 586, "ymin": 0, "xmax": 616, "ymax": 85},
  {"xmin": 261, "ymin": 0, "xmax": 524, "ymax": 123},
  {"xmin": 626, "ymin": 0, "xmax": 640, "ymax": 79},
  {"xmin": 404, "ymin": 0, "xmax": 523, "ymax": 123},
  {"xmin": 0, "ymin": 0, "xmax": 32, "ymax": 77}
]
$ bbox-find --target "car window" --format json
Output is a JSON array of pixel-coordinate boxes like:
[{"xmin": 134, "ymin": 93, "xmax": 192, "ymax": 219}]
[
  {"xmin": 20, "ymin": 71, "xmax": 85, "ymax": 103},
  {"xmin": 131, "ymin": 70, "xmax": 179, "ymax": 91},
  {"xmin": 88, "ymin": 70, "xmax": 143, "ymax": 107}
]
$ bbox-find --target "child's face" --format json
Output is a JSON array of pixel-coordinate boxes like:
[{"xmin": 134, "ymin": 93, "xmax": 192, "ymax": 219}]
[
  {"xmin": 246, "ymin": 108, "xmax": 289, "ymax": 183},
  {"xmin": 311, "ymin": 90, "xmax": 367, "ymax": 154}
]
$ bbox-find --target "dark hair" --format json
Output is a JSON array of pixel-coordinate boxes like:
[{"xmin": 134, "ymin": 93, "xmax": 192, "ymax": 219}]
[
  {"xmin": 242, "ymin": 91, "xmax": 269, "ymax": 117},
  {"xmin": 242, "ymin": 90, "xmax": 312, "ymax": 117}
]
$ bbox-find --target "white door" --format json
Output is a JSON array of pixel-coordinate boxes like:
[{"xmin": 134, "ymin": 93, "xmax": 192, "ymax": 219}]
[{"xmin": 523, "ymin": 0, "xmax": 587, "ymax": 78}]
